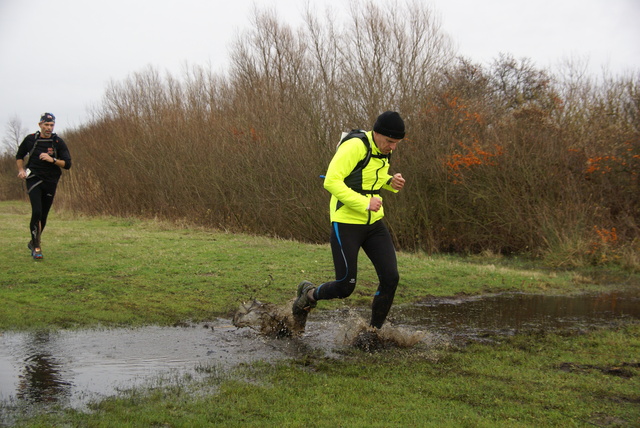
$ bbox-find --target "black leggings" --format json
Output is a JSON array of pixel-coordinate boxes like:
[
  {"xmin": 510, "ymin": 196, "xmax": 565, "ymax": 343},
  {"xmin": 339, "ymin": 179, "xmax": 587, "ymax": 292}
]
[
  {"xmin": 315, "ymin": 220, "xmax": 399, "ymax": 328},
  {"xmin": 26, "ymin": 178, "xmax": 57, "ymax": 246}
]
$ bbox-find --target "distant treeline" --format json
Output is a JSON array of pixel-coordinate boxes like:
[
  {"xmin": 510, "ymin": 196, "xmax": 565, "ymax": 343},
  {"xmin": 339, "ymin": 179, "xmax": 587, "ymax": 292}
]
[{"xmin": 2, "ymin": 1, "xmax": 638, "ymax": 267}]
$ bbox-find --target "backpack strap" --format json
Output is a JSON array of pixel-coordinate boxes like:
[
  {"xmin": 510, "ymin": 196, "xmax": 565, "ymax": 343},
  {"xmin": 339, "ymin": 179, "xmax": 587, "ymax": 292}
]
[
  {"xmin": 26, "ymin": 132, "xmax": 59, "ymax": 167},
  {"xmin": 341, "ymin": 130, "xmax": 371, "ymax": 171},
  {"xmin": 27, "ymin": 132, "xmax": 40, "ymax": 161},
  {"xmin": 338, "ymin": 130, "xmax": 390, "ymax": 194}
]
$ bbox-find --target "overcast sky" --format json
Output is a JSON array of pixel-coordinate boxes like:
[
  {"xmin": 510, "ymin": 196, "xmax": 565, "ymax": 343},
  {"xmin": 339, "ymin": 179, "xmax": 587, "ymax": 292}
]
[{"xmin": 1, "ymin": 0, "xmax": 639, "ymax": 149}]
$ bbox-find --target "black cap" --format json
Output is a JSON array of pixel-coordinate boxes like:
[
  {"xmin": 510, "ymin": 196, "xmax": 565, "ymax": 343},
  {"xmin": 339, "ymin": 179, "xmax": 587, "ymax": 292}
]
[
  {"xmin": 373, "ymin": 111, "xmax": 405, "ymax": 139},
  {"xmin": 39, "ymin": 112, "xmax": 55, "ymax": 123}
]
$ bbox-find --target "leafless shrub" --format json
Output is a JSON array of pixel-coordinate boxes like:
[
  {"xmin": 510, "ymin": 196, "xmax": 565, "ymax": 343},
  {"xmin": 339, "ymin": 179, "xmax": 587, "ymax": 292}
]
[{"xmin": 11, "ymin": 0, "xmax": 635, "ymax": 267}]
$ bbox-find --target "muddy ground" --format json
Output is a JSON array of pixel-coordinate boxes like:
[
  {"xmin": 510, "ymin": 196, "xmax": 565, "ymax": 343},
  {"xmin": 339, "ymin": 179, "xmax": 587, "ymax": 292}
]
[{"xmin": 1, "ymin": 291, "xmax": 638, "ymax": 413}]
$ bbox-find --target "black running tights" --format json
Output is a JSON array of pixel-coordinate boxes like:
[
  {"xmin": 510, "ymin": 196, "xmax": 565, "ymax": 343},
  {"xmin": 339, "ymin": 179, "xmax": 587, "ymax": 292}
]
[
  {"xmin": 26, "ymin": 179, "xmax": 57, "ymax": 246},
  {"xmin": 315, "ymin": 220, "xmax": 399, "ymax": 328}
]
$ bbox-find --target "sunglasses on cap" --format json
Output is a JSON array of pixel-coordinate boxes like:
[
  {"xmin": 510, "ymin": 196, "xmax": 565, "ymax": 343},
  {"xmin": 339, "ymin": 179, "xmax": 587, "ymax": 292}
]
[{"xmin": 40, "ymin": 112, "xmax": 56, "ymax": 123}]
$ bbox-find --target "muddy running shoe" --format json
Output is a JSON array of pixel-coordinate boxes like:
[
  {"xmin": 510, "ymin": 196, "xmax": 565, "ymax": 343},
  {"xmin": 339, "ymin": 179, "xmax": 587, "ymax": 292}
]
[{"xmin": 292, "ymin": 281, "xmax": 316, "ymax": 328}]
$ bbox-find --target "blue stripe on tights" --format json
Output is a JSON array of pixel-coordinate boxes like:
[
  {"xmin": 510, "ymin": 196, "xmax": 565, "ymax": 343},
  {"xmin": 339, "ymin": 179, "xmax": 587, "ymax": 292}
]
[
  {"xmin": 333, "ymin": 222, "xmax": 342, "ymax": 246},
  {"xmin": 333, "ymin": 222, "xmax": 348, "ymax": 283}
]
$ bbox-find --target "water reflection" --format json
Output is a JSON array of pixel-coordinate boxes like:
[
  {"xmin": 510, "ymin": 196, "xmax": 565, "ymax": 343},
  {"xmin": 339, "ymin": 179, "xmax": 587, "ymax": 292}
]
[
  {"xmin": 9, "ymin": 331, "xmax": 72, "ymax": 403},
  {"xmin": 393, "ymin": 291, "xmax": 640, "ymax": 338},
  {"xmin": 0, "ymin": 321, "xmax": 298, "ymax": 412},
  {"xmin": 16, "ymin": 331, "xmax": 72, "ymax": 403}
]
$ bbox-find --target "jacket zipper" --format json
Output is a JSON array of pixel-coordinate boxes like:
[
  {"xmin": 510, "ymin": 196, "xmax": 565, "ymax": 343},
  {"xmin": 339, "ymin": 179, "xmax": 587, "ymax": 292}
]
[{"xmin": 366, "ymin": 158, "xmax": 387, "ymax": 224}]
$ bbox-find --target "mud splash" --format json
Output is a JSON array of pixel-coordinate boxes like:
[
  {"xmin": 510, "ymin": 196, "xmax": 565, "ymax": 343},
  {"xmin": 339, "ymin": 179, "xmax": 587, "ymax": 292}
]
[
  {"xmin": 1, "ymin": 291, "xmax": 638, "ymax": 414},
  {"xmin": 231, "ymin": 299, "xmax": 429, "ymax": 352},
  {"xmin": 232, "ymin": 299, "xmax": 299, "ymax": 337}
]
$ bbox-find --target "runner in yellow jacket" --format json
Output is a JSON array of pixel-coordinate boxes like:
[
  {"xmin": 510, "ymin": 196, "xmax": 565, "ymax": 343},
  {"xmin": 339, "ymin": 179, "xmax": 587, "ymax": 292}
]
[{"xmin": 293, "ymin": 111, "xmax": 406, "ymax": 330}]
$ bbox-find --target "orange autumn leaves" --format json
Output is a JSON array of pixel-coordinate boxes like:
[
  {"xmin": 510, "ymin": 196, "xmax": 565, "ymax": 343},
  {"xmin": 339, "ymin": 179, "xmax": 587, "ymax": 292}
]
[
  {"xmin": 446, "ymin": 141, "xmax": 503, "ymax": 183},
  {"xmin": 588, "ymin": 226, "xmax": 619, "ymax": 264},
  {"xmin": 585, "ymin": 142, "xmax": 640, "ymax": 177},
  {"xmin": 439, "ymin": 95, "xmax": 639, "ymax": 185},
  {"xmin": 436, "ymin": 95, "xmax": 503, "ymax": 183}
]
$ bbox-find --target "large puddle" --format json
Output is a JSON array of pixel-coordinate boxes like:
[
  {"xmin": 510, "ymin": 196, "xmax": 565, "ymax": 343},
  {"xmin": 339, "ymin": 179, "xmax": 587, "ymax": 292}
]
[
  {"xmin": 1, "ymin": 291, "xmax": 638, "ymax": 414},
  {"xmin": 392, "ymin": 290, "xmax": 640, "ymax": 339}
]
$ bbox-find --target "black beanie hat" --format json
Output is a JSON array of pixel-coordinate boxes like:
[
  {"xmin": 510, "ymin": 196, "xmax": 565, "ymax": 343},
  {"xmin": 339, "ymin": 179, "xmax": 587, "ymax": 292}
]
[{"xmin": 373, "ymin": 111, "xmax": 405, "ymax": 139}]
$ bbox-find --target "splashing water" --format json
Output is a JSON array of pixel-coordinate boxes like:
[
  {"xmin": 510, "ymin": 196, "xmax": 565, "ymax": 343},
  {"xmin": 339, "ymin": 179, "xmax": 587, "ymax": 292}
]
[
  {"xmin": 334, "ymin": 309, "xmax": 431, "ymax": 352},
  {"xmin": 232, "ymin": 299, "xmax": 301, "ymax": 338},
  {"xmin": 233, "ymin": 301, "xmax": 430, "ymax": 352}
]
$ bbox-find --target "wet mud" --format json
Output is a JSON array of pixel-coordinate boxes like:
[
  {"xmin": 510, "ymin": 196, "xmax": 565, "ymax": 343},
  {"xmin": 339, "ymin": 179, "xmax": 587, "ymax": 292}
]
[{"xmin": 1, "ymin": 291, "xmax": 638, "ymax": 415}]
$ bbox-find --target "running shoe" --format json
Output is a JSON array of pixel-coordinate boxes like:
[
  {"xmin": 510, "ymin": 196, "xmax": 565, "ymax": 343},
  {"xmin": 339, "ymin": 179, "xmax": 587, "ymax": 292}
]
[
  {"xmin": 292, "ymin": 280, "xmax": 316, "ymax": 325},
  {"xmin": 32, "ymin": 247, "xmax": 43, "ymax": 260}
]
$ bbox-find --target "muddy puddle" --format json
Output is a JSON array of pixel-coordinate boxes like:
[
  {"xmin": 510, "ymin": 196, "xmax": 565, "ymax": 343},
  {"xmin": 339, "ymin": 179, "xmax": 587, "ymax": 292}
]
[
  {"xmin": 392, "ymin": 290, "xmax": 640, "ymax": 340},
  {"xmin": 1, "ymin": 291, "xmax": 638, "ymax": 414}
]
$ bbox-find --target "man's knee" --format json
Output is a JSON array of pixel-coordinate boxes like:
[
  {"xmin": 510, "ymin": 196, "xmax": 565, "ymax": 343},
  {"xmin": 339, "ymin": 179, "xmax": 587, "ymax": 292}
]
[
  {"xmin": 336, "ymin": 280, "xmax": 356, "ymax": 299},
  {"xmin": 380, "ymin": 271, "xmax": 399, "ymax": 294}
]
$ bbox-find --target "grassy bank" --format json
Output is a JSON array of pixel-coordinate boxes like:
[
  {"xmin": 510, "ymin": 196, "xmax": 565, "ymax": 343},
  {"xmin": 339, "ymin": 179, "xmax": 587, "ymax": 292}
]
[
  {"xmin": 1, "ymin": 200, "xmax": 635, "ymax": 331},
  {"xmin": 1, "ymin": 199, "xmax": 639, "ymax": 426}
]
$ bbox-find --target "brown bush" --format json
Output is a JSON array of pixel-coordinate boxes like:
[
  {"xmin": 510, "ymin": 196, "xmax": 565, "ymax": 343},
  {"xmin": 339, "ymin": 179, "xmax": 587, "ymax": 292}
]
[
  {"xmin": 0, "ymin": 153, "xmax": 25, "ymax": 201},
  {"xmin": 4, "ymin": 1, "xmax": 638, "ymax": 266}
]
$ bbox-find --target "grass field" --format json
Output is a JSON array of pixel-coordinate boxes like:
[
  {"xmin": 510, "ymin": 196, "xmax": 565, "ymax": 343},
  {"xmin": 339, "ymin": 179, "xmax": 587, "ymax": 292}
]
[
  {"xmin": 1, "ymin": 200, "xmax": 638, "ymax": 426},
  {"xmin": 1, "ymin": 200, "xmax": 632, "ymax": 331}
]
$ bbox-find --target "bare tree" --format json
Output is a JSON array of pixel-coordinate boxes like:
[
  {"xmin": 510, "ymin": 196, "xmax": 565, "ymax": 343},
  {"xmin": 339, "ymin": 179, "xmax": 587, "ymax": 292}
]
[
  {"xmin": 336, "ymin": 0, "xmax": 454, "ymax": 123},
  {"xmin": 1, "ymin": 116, "xmax": 28, "ymax": 154},
  {"xmin": 489, "ymin": 53, "xmax": 556, "ymax": 113}
]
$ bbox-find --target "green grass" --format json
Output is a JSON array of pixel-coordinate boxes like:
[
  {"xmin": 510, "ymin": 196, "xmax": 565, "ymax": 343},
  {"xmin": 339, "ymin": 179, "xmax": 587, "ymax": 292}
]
[
  {"xmin": 2, "ymin": 199, "xmax": 639, "ymax": 427},
  {"xmin": 1, "ymin": 200, "xmax": 633, "ymax": 330},
  {"xmin": 11, "ymin": 325, "xmax": 640, "ymax": 427}
]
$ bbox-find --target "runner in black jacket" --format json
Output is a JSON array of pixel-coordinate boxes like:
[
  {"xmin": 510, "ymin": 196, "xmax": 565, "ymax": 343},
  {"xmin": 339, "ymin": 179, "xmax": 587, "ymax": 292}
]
[{"xmin": 16, "ymin": 113, "xmax": 72, "ymax": 259}]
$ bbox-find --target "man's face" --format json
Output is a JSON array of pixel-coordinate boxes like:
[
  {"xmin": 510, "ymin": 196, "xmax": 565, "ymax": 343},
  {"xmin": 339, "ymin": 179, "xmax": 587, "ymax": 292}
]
[
  {"xmin": 39, "ymin": 121, "xmax": 55, "ymax": 138},
  {"xmin": 373, "ymin": 132, "xmax": 402, "ymax": 155}
]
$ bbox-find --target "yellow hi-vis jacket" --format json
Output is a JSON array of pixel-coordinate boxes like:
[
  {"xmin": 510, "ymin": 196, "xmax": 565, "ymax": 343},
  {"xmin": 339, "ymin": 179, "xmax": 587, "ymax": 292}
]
[{"xmin": 324, "ymin": 130, "xmax": 398, "ymax": 224}]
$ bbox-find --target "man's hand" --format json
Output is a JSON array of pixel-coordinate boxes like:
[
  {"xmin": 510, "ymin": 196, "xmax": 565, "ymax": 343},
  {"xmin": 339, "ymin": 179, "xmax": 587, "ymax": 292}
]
[
  {"xmin": 368, "ymin": 196, "xmax": 382, "ymax": 212},
  {"xmin": 39, "ymin": 153, "xmax": 54, "ymax": 163},
  {"xmin": 390, "ymin": 173, "xmax": 405, "ymax": 191}
]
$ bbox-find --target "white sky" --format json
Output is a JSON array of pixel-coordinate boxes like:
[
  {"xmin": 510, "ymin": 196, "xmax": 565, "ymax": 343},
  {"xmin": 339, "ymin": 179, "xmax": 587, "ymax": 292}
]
[{"xmin": 1, "ymin": 0, "xmax": 639, "ymax": 148}]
